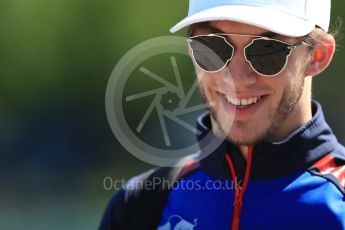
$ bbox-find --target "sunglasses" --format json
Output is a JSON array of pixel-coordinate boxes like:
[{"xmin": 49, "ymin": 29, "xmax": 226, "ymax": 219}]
[{"xmin": 187, "ymin": 33, "xmax": 310, "ymax": 77}]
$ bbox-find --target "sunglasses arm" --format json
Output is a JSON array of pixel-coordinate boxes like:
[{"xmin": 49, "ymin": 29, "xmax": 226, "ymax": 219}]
[{"xmin": 287, "ymin": 39, "xmax": 313, "ymax": 50}]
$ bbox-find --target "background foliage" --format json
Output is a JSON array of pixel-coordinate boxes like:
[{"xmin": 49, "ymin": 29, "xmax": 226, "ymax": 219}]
[{"xmin": 0, "ymin": 1, "xmax": 344, "ymax": 229}]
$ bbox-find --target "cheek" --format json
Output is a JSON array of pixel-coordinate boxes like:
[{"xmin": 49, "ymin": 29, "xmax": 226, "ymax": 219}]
[
  {"xmin": 197, "ymin": 73, "xmax": 225, "ymax": 109},
  {"xmin": 284, "ymin": 59, "xmax": 306, "ymax": 90},
  {"xmin": 198, "ymin": 75, "xmax": 215, "ymax": 100},
  {"xmin": 197, "ymin": 70, "xmax": 227, "ymax": 87},
  {"xmin": 268, "ymin": 54, "xmax": 305, "ymax": 99},
  {"xmin": 261, "ymin": 76, "xmax": 287, "ymax": 104},
  {"xmin": 286, "ymin": 50, "xmax": 309, "ymax": 77}
]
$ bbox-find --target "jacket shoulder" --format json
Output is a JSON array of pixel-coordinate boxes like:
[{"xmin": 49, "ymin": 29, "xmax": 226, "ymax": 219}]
[
  {"xmin": 308, "ymin": 144, "xmax": 345, "ymax": 195},
  {"xmin": 99, "ymin": 156, "xmax": 201, "ymax": 230},
  {"xmin": 99, "ymin": 168, "xmax": 170, "ymax": 230}
]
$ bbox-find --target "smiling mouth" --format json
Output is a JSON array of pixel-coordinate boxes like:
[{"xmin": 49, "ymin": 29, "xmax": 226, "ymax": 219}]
[
  {"xmin": 213, "ymin": 91, "xmax": 270, "ymax": 122},
  {"xmin": 225, "ymin": 95, "xmax": 262, "ymax": 107},
  {"xmin": 213, "ymin": 88, "xmax": 270, "ymax": 115}
]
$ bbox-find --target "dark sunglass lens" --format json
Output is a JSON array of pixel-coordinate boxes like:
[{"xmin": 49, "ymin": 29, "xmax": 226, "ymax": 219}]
[
  {"xmin": 245, "ymin": 39, "xmax": 292, "ymax": 76},
  {"xmin": 189, "ymin": 36, "xmax": 233, "ymax": 72}
]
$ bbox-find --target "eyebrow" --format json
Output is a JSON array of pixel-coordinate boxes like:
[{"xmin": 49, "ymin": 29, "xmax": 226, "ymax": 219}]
[{"xmin": 191, "ymin": 22, "xmax": 278, "ymax": 38}]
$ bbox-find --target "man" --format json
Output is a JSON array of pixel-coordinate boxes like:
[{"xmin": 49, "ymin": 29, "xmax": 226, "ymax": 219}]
[{"xmin": 100, "ymin": 0, "xmax": 345, "ymax": 229}]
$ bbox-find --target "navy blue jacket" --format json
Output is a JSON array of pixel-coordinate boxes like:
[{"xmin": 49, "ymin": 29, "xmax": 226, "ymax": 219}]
[{"xmin": 100, "ymin": 101, "xmax": 345, "ymax": 230}]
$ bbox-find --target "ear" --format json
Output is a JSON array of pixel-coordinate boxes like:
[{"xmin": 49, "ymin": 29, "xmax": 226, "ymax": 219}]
[{"xmin": 305, "ymin": 34, "xmax": 335, "ymax": 77}]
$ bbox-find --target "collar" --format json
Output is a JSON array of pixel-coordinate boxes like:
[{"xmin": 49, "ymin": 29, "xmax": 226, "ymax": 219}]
[{"xmin": 197, "ymin": 101, "xmax": 339, "ymax": 180}]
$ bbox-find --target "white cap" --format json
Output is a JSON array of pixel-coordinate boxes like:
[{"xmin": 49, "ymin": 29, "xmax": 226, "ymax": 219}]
[{"xmin": 170, "ymin": 0, "xmax": 331, "ymax": 37}]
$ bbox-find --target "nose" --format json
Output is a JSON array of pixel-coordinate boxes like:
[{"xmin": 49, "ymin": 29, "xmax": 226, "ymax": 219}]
[{"xmin": 223, "ymin": 46, "xmax": 257, "ymax": 88}]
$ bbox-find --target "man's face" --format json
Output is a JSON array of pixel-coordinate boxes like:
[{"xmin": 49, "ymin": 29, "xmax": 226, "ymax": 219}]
[{"xmin": 192, "ymin": 21, "xmax": 311, "ymax": 145}]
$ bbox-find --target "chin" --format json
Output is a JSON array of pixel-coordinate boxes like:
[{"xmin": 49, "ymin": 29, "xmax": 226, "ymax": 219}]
[
  {"xmin": 227, "ymin": 134, "xmax": 260, "ymax": 146},
  {"xmin": 226, "ymin": 124, "xmax": 270, "ymax": 145},
  {"xmin": 231, "ymin": 138, "xmax": 264, "ymax": 146}
]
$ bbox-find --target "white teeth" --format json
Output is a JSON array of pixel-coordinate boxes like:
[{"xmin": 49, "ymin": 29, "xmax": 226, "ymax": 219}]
[
  {"xmin": 225, "ymin": 95, "xmax": 262, "ymax": 106},
  {"xmin": 248, "ymin": 98, "xmax": 253, "ymax": 104},
  {"xmin": 227, "ymin": 96, "xmax": 236, "ymax": 105}
]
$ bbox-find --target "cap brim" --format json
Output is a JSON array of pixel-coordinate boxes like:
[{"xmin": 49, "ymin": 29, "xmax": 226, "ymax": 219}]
[{"xmin": 170, "ymin": 5, "xmax": 314, "ymax": 37}]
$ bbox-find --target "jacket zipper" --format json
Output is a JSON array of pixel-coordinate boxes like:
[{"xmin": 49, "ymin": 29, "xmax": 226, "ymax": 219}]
[{"xmin": 225, "ymin": 145, "xmax": 253, "ymax": 230}]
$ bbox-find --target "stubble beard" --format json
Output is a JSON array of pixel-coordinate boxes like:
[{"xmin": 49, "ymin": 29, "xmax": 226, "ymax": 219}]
[{"xmin": 199, "ymin": 73, "xmax": 305, "ymax": 145}]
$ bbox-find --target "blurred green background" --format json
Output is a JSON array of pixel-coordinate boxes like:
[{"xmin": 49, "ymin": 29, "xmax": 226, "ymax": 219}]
[{"xmin": 0, "ymin": 1, "xmax": 344, "ymax": 229}]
